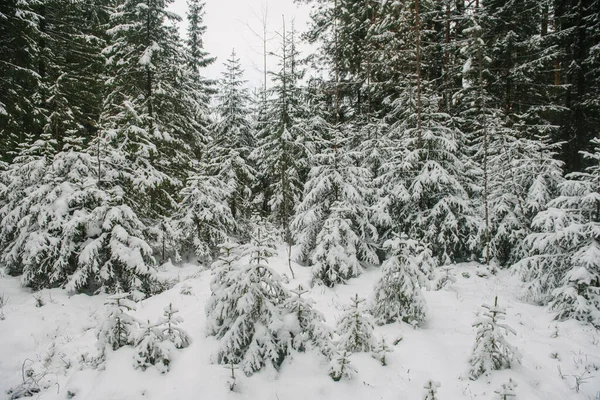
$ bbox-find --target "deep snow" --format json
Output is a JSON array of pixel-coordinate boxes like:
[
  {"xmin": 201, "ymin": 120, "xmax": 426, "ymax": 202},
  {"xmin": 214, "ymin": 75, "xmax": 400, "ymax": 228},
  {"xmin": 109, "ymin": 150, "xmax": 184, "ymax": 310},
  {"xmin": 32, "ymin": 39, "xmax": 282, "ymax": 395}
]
[{"xmin": 1, "ymin": 249, "xmax": 599, "ymax": 400}]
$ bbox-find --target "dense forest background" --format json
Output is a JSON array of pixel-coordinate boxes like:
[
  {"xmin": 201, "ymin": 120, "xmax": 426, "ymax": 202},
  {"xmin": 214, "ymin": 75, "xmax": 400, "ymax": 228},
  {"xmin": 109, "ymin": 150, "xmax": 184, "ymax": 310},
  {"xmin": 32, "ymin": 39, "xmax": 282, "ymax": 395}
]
[{"xmin": 0, "ymin": 0, "xmax": 599, "ymax": 326}]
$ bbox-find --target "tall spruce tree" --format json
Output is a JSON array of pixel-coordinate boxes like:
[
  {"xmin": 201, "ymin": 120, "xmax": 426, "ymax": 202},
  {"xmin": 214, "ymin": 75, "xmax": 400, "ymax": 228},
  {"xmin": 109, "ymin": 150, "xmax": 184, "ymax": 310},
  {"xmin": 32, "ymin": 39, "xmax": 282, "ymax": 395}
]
[
  {"xmin": 208, "ymin": 51, "xmax": 255, "ymax": 226},
  {"xmin": 515, "ymin": 136, "xmax": 600, "ymax": 327},
  {"xmin": 252, "ymin": 24, "xmax": 312, "ymax": 243}
]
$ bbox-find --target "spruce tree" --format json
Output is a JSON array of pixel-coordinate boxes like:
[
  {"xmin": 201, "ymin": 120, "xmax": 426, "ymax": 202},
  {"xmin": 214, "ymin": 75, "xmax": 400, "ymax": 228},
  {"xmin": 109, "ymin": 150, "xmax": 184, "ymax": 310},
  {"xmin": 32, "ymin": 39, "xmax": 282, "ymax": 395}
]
[
  {"xmin": 177, "ymin": 172, "xmax": 236, "ymax": 263},
  {"xmin": 205, "ymin": 226, "xmax": 291, "ymax": 375},
  {"xmin": 469, "ymin": 297, "xmax": 520, "ymax": 380},
  {"xmin": 292, "ymin": 124, "xmax": 378, "ymax": 287},
  {"xmin": 208, "ymin": 50, "xmax": 255, "ymax": 226},
  {"xmin": 101, "ymin": 0, "xmax": 205, "ymax": 225},
  {"xmin": 336, "ymin": 294, "xmax": 376, "ymax": 353},
  {"xmin": 252, "ymin": 23, "xmax": 311, "ymax": 244},
  {"xmin": 372, "ymin": 236, "xmax": 429, "ymax": 326},
  {"xmin": 515, "ymin": 136, "xmax": 600, "ymax": 327},
  {"xmin": 283, "ymin": 284, "xmax": 334, "ymax": 356}
]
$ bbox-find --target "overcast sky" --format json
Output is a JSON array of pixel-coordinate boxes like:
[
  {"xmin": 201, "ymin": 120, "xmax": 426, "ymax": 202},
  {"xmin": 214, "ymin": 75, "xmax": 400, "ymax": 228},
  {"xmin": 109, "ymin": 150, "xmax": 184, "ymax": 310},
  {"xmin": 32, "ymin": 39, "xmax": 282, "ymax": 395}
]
[{"xmin": 170, "ymin": 0, "xmax": 311, "ymax": 90}]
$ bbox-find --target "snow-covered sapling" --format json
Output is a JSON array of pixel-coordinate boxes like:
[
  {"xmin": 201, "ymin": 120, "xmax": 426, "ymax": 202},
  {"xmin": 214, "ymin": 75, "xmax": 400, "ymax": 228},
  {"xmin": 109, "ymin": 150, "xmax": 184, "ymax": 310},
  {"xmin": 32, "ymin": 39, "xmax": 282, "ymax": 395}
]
[
  {"xmin": 205, "ymin": 231, "xmax": 291, "ymax": 375},
  {"xmin": 226, "ymin": 361, "xmax": 238, "ymax": 392},
  {"xmin": 158, "ymin": 303, "xmax": 191, "ymax": 349},
  {"xmin": 372, "ymin": 236, "xmax": 428, "ymax": 326},
  {"xmin": 329, "ymin": 350, "xmax": 357, "ymax": 382},
  {"xmin": 435, "ymin": 265, "xmax": 457, "ymax": 290},
  {"xmin": 469, "ymin": 297, "xmax": 521, "ymax": 380},
  {"xmin": 33, "ymin": 292, "xmax": 44, "ymax": 308},
  {"xmin": 180, "ymin": 283, "xmax": 193, "ymax": 295},
  {"xmin": 423, "ymin": 380, "xmax": 441, "ymax": 400},
  {"xmin": 284, "ymin": 284, "xmax": 333, "ymax": 356},
  {"xmin": 133, "ymin": 303, "xmax": 190, "ymax": 373},
  {"xmin": 494, "ymin": 378, "xmax": 517, "ymax": 399},
  {"xmin": 337, "ymin": 294, "xmax": 376, "ymax": 353},
  {"xmin": 371, "ymin": 336, "xmax": 392, "ymax": 366},
  {"xmin": 0, "ymin": 293, "xmax": 7, "ymax": 320},
  {"xmin": 97, "ymin": 294, "xmax": 139, "ymax": 352},
  {"xmin": 133, "ymin": 321, "xmax": 168, "ymax": 372}
]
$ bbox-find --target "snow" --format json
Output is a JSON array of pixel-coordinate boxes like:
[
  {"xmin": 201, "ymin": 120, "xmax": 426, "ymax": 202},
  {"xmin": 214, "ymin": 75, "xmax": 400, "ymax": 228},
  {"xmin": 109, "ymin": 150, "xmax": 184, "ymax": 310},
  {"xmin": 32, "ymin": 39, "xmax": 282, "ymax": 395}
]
[{"xmin": 1, "ymin": 250, "xmax": 599, "ymax": 399}]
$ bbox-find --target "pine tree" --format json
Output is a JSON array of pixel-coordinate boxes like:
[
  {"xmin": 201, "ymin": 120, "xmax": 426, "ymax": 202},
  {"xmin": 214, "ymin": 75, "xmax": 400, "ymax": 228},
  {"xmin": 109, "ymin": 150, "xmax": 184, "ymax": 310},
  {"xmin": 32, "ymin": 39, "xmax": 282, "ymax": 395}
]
[
  {"xmin": 208, "ymin": 50, "xmax": 255, "ymax": 226},
  {"xmin": 283, "ymin": 285, "xmax": 334, "ymax": 356},
  {"xmin": 96, "ymin": 294, "xmax": 139, "ymax": 355},
  {"xmin": 515, "ymin": 136, "xmax": 600, "ymax": 326},
  {"xmin": 292, "ymin": 126, "xmax": 378, "ymax": 287},
  {"xmin": 423, "ymin": 380, "xmax": 441, "ymax": 400},
  {"xmin": 371, "ymin": 236, "xmax": 429, "ymax": 326},
  {"xmin": 101, "ymin": 0, "xmax": 206, "ymax": 225},
  {"xmin": 494, "ymin": 378, "xmax": 518, "ymax": 399},
  {"xmin": 186, "ymin": 0, "xmax": 215, "ymax": 99},
  {"xmin": 205, "ymin": 227, "xmax": 291, "ymax": 375},
  {"xmin": 328, "ymin": 349, "xmax": 356, "ymax": 382},
  {"xmin": 177, "ymin": 172, "xmax": 236, "ymax": 263},
  {"xmin": 469, "ymin": 297, "xmax": 520, "ymax": 380},
  {"xmin": 252, "ymin": 23, "xmax": 311, "ymax": 244},
  {"xmin": 134, "ymin": 303, "xmax": 191, "ymax": 373},
  {"xmin": 336, "ymin": 294, "xmax": 375, "ymax": 353}
]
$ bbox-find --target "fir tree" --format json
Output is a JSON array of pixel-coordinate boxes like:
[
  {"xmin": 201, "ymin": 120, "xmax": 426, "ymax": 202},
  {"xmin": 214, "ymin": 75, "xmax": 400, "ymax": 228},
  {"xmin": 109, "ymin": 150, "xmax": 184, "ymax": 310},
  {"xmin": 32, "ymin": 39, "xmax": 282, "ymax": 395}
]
[
  {"xmin": 283, "ymin": 284, "xmax": 334, "ymax": 356},
  {"xmin": 208, "ymin": 50, "xmax": 255, "ymax": 226},
  {"xmin": 292, "ymin": 126, "xmax": 378, "ymax": 287},
  {"xmin": 0, "ymin": 0, "xmax": 41, "ymax": 162},
  {"xmin": 494, "ymin": 378, "xmax": 518, "ymax": 400},
  {"xmin": 252, "ymin": 23, "xmax": 311, "ymax": 244},
  {"xmin": 371, "ymin": 236, "xmax": 429, "ymax": 326},
  {"xmin": 423, "ymin": 380, "xmax": 441, "ymax": 400},
  {"xmin": 469, "ymin": 297, "xmax": 520, "ymax": 380},
  {"xmin": 134, "ymin": 303, "xmax": 191, "ymax": 373},
  {"xmin": 101, "ymin": 0, "xmax": 206, "ymax": 225},
  {"xmin": 177, "ymin": 172, "xmax": 236, "ymax": 263},
  {"xmin": 96, "ymin": 294, "xmax": 139, "ymax": 355},
  {"xmin": 336, "ymin": 294, "xmax": 375, "ymax": 353},
  {"xmin": 205, "ymin": 227, "xmax": 291, "ymax": 375},
  {"xmin": 515, "ymin": 136, "xmax": 600, "ymax": 326},
  {"xmin": 186, "ymin": 0, "xmax": 215, "ymax": 99},
  {"xmin": 328, "ymin": 350, "xmax": 357, "ymax": 382},
  {"xmin": 0, "ymin": 136, "xmax": 158, "ymax": 294}
]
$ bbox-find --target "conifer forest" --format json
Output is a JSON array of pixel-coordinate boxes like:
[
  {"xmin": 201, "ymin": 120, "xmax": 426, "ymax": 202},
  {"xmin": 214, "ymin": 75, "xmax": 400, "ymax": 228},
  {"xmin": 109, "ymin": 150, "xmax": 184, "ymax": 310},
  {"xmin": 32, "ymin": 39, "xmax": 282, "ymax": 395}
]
[{"xmin": 0, "ymin": 0, "xmax": 599, "ymax": 399}]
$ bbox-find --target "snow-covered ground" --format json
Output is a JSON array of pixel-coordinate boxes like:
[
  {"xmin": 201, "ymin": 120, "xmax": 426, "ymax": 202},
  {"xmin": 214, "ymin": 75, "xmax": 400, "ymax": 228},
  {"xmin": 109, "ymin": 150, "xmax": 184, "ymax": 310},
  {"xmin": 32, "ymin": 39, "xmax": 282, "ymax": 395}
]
[{"xmin": 1, "ymin": 249, "xmax": 599, "ymax": 400}]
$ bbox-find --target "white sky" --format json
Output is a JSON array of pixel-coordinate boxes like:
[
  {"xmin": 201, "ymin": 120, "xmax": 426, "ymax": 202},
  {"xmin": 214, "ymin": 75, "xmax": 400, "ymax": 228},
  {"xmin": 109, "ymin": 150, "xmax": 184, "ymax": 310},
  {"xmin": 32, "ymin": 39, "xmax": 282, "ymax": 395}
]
[{"xmin": 170, "ymin": 0, "xmax": 311, "ymax": 90}]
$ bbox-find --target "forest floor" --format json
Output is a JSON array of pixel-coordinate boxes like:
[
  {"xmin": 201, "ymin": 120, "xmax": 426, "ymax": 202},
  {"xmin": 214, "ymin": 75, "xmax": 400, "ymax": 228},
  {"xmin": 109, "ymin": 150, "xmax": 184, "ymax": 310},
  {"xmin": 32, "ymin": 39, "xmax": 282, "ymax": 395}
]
[{"xmin": 1, "ymin": 248, "xmax": 599, "ymax": 400}]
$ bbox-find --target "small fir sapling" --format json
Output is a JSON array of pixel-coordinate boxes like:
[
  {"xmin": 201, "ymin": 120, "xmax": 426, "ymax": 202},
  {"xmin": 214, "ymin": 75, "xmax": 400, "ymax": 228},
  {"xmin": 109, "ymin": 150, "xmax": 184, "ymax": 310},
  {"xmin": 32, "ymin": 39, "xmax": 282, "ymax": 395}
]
[
  {"xmin": 469, "ymin": 297, "xmax": 521, "ymax": 380},
  {"xmin": 371, "ymin": 336, "xmax": 392, "ymax": 366},
  {"xmin": 180, "ymin": 283, "xmax": 193, "ymax": 295},
  {"xmin": 133, "ymin": 321, "xmax": 167, "ymax": 372},
  {"xmin": 329, "ymin": 350, "xmax": 357, "ymax": 382},
  {"xmin": 372, "ymin": 236, "xmax": 428, "ymax": 326},
  {"xmin": 284, "ymin": 284, "xmax": 334, "ymax": 356},
  {"xmin": 211, "ymin": 241, "xmax": 240, "ymax": 285},
  {"xmin": 205, "ymin": 226, "xmax": 292, "ymax": 375},
  {"xmin": 33, "ymin": 292, "xmax": 44, "ymax": 307},
  {"xmin": 336, "ymin": 294, "xmax": 376, "ymax": 353},
  {"xmin": 133, "ymin": 303, "xmax": 190, "ymax": 373},
  {"xmin": 97, "ymin": 294, "xmax": 139, "ymax": 352},
  {"xmin": 435, "ymin": 265, "xmax": 457, "ymax": 290},
  {"xmin": 158, "ymin": 303, "xmax": 191, "ymax": 350},
  {"xmin": 423, "ymin": 380, "xmax": 441, "ymax": 400},
  {"xmin": 0, "ymin": 293, "xmax": 8, "ymax": 320},
  {"xmin": 494, "ymin": 378, "xmax": 517, "ymax": 399},
  {"xmin": 226, "ymin": 361, "xmax": 238, "ymax": 392}
]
